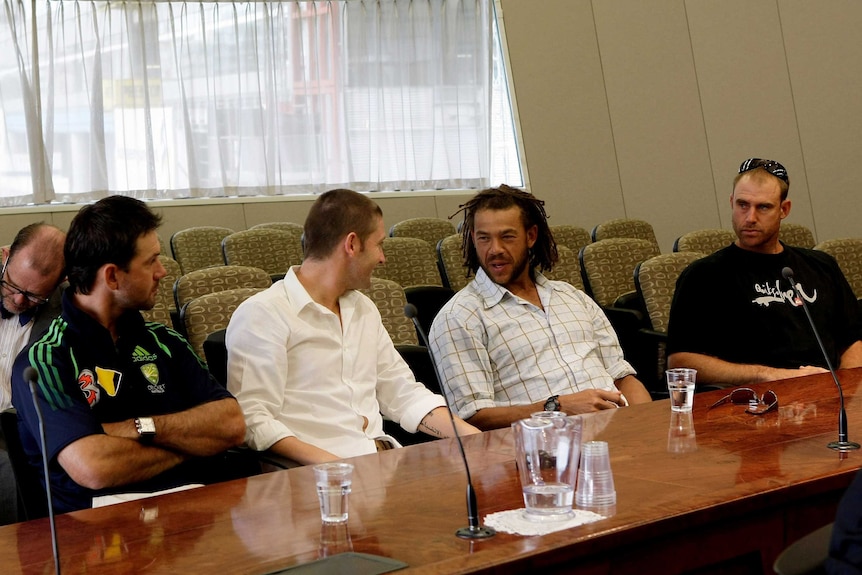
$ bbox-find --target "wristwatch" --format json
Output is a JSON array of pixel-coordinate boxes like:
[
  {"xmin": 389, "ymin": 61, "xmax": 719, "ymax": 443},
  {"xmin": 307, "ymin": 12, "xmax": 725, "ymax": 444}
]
[
  {"xmin": 543, "ymin": 395, "xmax": 561, "ymax": 412},
  {"xmin": 135, "ymin": 417, "xmax": 156, "ymax": 443}
]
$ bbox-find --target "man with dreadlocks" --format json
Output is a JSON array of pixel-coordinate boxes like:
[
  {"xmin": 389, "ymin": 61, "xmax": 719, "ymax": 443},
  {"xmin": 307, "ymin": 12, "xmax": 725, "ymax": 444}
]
[{"xmin": 429, "ymin": 185, "xmax": 651, "ymax": 430}]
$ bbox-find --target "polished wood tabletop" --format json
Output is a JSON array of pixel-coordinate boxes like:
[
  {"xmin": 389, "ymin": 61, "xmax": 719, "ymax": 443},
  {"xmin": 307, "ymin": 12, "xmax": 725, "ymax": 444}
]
[{"xmin": 3, "ymin": 369, "xmax": 862, "ymax": 574}]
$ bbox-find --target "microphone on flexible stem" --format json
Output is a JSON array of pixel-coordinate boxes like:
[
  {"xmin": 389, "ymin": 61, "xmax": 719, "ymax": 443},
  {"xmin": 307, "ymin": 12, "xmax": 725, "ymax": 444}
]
[
  {"xmin": 781, "ymin": 267, "xmax": 860, "ymax": 452},
  {"xmin": 403, "ymin": 304, "xmax": 495, "ymax": 540},
  {"xmin": 24, "ymin": 366, "xmax": 62, "ymax": 575}
]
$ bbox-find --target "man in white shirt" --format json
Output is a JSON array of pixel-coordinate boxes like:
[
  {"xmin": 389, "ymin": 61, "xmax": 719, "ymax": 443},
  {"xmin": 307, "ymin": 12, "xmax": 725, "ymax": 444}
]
[
  {"xmin": 226, "ymin": 189, "xmax": 480, "ymax": 465},
  {"xmin": 0, "ymin": 222, "xmax": 65, "ymax": 524},
  {"xmin": 429, "ymin": 185, "xmax": 651, "ymax": 430}
]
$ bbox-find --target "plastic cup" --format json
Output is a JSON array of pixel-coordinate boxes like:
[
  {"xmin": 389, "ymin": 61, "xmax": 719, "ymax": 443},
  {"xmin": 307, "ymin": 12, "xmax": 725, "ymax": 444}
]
[
  {"xmin": 575, "ymin": 441, "xmax": 616, "ymax": 508},
  {"xmin": 666, "ymin": 368, "xmax": 697, "ymax": 412},
  {"xmin": 313, "ymin": 463, "xmax": 353, "ymax": 523}
]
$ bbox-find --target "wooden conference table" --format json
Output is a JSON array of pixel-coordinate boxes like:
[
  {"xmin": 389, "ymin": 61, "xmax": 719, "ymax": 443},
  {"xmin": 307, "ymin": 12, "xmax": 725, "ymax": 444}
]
[{"xmin": 3, "ymin": 369, "xmax": 862, "ymax": 574}]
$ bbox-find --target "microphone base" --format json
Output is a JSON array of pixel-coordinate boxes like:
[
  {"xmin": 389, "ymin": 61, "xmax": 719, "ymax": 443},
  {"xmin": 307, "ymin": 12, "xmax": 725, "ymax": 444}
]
[
  {"xmin": 455, "ymin": 525, "xmax": 496, "ymax": 539},
  {"xmin": 828, "ymin": 440, "xmax": 861, "ymax": 452}
]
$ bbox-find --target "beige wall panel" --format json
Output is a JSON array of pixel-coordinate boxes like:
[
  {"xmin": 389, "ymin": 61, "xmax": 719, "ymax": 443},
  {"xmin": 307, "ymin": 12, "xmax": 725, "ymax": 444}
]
[
  {"xmin": 780, "ymin": 1, "xmax": 862, "ymax": 240},
  {"xmin": 434, "ymin": 193, "xmax": 477, "ymax": 228},
  {"xmin": 686, "ymin": 0, "xmax": 813, "ymax": 237},
  {"xmin": 500, "ymin": 0, "xmax": 622, "ymax": 230},
  {"xmin": 593, "ymin": 0, "xmax": 716, "ymax": 251},
  {"xmin": 0, "ymin": 213, "xmax": 64, "ymax": 245},
  {"xmin": 242, "ymin": 199, "xmax": 315, "ymax": 228},
  {"xmin": 158, "ymin": 204, "xmax": 245, "ymax": 245},
  {"xmin": 374, "ymin": 195, "xmax": 440, "ymax": 233}
]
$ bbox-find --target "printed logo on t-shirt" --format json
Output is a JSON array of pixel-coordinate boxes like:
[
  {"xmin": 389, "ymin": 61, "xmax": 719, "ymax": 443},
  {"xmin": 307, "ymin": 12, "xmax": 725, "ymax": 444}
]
[
  {"xmin": 95, "ymin": 366, "xmax": 123, "ymax": 397},
  {"xmin": 140, "ymin": 363, "xmax": 165, "ymax": 394},
  {"xmin": 131, "ymin": 345, "xmax": 158, "ymax": 363},
  {"xmin": 77, "ymin": 369, "xmax": 100, "ymax": 407},
  {"xmin": 752, "ymin": 280, "xmax": 816, "ymax": 308}
]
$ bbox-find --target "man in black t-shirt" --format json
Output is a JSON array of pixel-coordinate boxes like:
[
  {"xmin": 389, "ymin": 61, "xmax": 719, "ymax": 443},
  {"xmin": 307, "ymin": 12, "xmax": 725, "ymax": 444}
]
[{"xmin": 666, "ymin": 158, "xmax": 862, "ymax": 387}]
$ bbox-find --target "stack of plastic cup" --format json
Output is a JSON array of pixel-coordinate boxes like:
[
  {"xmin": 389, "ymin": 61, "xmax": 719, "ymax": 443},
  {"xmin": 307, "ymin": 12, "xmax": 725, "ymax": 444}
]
[{"xmin": 575, "ymin": 441, "xmax": 616, "ymax": 507}]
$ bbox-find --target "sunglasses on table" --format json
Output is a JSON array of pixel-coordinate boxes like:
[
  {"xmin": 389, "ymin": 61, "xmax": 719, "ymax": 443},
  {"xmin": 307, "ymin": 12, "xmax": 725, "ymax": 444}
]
[
  {"xmin": 708, "ymin": 388, "xmax": 778, "ymax": 415},
  {"xmin": 738, "ymin": 158, "xmax": 789, "ymax": 185}
]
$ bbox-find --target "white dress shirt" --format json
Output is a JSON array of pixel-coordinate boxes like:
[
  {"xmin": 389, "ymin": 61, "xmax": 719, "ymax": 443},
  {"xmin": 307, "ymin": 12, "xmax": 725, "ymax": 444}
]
[
  {"xmin": 429, "ymin": 268, "xmax": 635, "ymax": 420},
  {"xmin": 0, "ymin": 314, "xmax": 34, "ymax": 411},
  {"xmin": 226, "ymin": 266, "xmax": 445, "ymax": 458}
]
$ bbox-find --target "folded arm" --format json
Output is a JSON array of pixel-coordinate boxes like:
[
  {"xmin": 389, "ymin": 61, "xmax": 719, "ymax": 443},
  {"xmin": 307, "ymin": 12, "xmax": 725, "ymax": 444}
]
[
  {"xmin": 418, "ymin": 407, "xmax": 481, "ymax": 437},
  {"xmin": 667, "ymin": 351, "xmax": 827, "ymax": 387}
]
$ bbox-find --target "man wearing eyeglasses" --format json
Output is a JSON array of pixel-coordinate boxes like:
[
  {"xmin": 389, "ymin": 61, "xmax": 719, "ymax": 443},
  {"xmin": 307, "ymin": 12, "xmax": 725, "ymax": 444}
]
[
  {"xmin": 666, "ymin": 158, "xmax": 862, "ymax": 387},
  {"xmin": 0, "ymin": 223, "xmax": 65, "ymax": 524}
]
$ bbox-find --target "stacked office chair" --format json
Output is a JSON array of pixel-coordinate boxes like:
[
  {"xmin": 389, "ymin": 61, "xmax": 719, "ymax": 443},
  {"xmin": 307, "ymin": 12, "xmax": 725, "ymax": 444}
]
[
  {"xmin": 437, "ymin": 234, "xmax": 472, "ymax": 291},
  {"xmin": 181, "ymin": 287, "xmax": 266, "ymax": 360},
  {"xmin": 222, "ymin": 228, "xmax": 304, "ymax": 281},
  {"xmin": 815, "ymin": 238, "xmax": 862, "ymax": 300},
  {"xmin": 591, "ymin": 218, "xmax": 661, "ymax": 256},
  {"xmin": 781, "ymin": 222, "xmax": 816, "ymax": 248},
  {"xmin": 389, "ymin": 217, "xmax": 456, "ymax": 248},
  {"xmin": 142, "ymin": 256, "xmax": 183, "ymax": 329},
  {"xmin": 549, "ymin": 224, "xmax": 592, "ymax": 255},
  {"xmin": 170, "ymin": 226, "xmax": 234, "ymax": 275},
  {"xmin": 773, "ymin": 522, "xmax": 833, "ymax": 575},
  {"xmin": 250, "ymin": 221, "xmax": 304, "ymax": 233},
  {"xmin": 634, "ymin": 251, "xmax": 705, "ymax": 394},
  {"xmin": 673, "ymin": 228, "xmax": 735, "ymax": 254},
  {"xmin": 544, "ymin": 245, "xmax": 585, "ymax": 291},
  {"xmin": 174, "ymin": 265, "xmax": 272, "ymax": 312}
]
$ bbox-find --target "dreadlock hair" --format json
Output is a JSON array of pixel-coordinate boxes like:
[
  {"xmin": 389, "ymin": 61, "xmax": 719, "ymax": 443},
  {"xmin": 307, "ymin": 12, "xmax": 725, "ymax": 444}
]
[{"xmin": 452, "ymin": 184, "xmax": 558, "ymax": 276}]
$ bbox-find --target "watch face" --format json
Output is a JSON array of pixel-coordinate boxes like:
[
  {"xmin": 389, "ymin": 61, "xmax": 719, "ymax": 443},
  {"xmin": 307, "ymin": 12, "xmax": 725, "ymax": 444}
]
[{"xmin": 544, "ymin": 397, "xmax": 560, "ymax": 411}]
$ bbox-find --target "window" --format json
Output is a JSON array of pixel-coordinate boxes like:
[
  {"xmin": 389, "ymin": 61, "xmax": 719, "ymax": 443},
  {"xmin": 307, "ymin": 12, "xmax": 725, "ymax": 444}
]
[{"xmin": 0, "ymin": 0, "xmax": 522, "ymax": 206}]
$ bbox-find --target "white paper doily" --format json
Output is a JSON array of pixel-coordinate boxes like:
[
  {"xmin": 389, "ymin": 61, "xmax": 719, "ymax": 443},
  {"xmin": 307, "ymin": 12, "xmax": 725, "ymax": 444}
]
[{"xmin": 483, "ymin": 508, "xmax": 606, "ymax": 536}]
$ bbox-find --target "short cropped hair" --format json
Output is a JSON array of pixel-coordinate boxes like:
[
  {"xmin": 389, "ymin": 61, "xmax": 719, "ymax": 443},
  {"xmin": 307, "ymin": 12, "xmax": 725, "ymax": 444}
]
[
  {"xmin": 733, "ymin": 167, "xmax": 790, "ymax": 201},
  {"xmin": 66, "ymin": 196, "xmax": 162, "ymax": 294},
  {"xmin": 303, "ymin": 189, "xmax": 383, "ymax": 260},
  {"xmin": 9, "ymin": 222, "xmax": 65, "ymax": 278},
  {"xmin": 457, "ymin": 184, "xmax": 558, "ymax": 274}
]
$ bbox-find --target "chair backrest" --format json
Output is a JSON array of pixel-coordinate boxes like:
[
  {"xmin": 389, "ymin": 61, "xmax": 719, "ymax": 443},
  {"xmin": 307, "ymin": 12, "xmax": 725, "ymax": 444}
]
[
  {"xmin": 673, "ymin": 228, "xmax": 735, "ymax": 255},
  {"xmin": 544, "ymin": 245, "xmax": 585, "ymax": 291},
  {"xmin": 591, "ymin": 218, "xmax": 661, "ymax": 254},
  {"xmin": 815, "ymin": 238, "xmax": 862, "ymax": 299},
  {"xmin": 174, "ymin": 265, "xmax": 272, "ymax": 311},
  {"xmin": 389, "ymin": 217, "xmax": 456, "ymax": 248},
  {"xmin": 550, "ymin": 224, "xmax": 592, "ymax": 254},
  {"xmin": 222, "ymin": 228, "xmax": 304, "ymax": 277},
  {"xmin": 579, "ymin": 238, "xmax": 658, "ymax": 307},
  {"xmin": 1, "ymin": 409, "xmax": 47, "ymax": 521},
  {"xmin": 181, "ymin": 287, "xmax": 267, "ymax": 359},
  {"xmin": 142, "ymin": 256, "xmax": 183, "ymax": 328},
  {"xmin": 250, "ymin": 221, "xmax": 304, "ymax": 233},
  {"xmin": 437, "ymin": 234, "xmax": 472, "ymax": 291},
  {"xmin": 170, "ymin": 226, "xmax": 234, "ymax": 275},
  {"xmin": 360, "ymin": 277, "xmax": 419, "ymax": 346},
  {"xmin": 781, "ymin": 222, "xmax": 816, "ymax": 248},
  {"xmin": 373, "ymin": 237, "xmax": 442, "ymax": 288},
  {"xmin": 635, "ymin": 251, "xmax": 704, "ymax": 332}
]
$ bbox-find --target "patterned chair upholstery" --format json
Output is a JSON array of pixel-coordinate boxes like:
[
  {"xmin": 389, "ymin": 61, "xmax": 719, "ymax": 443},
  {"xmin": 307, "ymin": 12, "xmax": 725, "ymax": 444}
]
[
  {"xmin": 634, "ymin": 251, "xmax": 705, "ymax": 394},
  {"xmin": 673, "ymin": 229, "xmax": 735, "ymax": 254},
  {"xmin": 250, "ymin": 221, "xmax": 305, "ymax": 233},
  {"xmin": 781, "ymin": 222, "xmax": 816, "ymax": 248},
  {"xmin": 222, "ymin": 228, "xmax": 304, "ymax": 278},
  {"xmin": 815, "ymin": 238, "xmax": 862, "ymax": 299},
  {"xmin": 181, "ymin": 287, "xmax": 266, "ymax": 360},
  {"xmin": 389, "ymin": 217, "xmax": 456, "ymax": 248},
  {"xmin": 142, "ymin": 256, "xmax": 182, "ymax": 327},
  {"xmin": 437, "ymin": 234, "xmax": 472, "ymax": 291},
  {"xmin": 579, "ymin": 238, "xmax": 658, "ymax": 308},
  {"xmin": 550, "ymin": 224, "xmax": 591, "ymax": 254},
  {"xmin": 544, "ymin": 245, "xmax": 584, "ymax": 291},
  {"xmin": 174, "ymin": 265, "xmax": 272, "ymax": 311},
  {"xmin": 360, "ymin": 277, "xmax": 418, "ymax": 346},
  {"xmin": 591, "ymin": 218, "xmax": 661, "ymax": 255},
  {"xmin": 170, "ymin": 226, "xmax": 234, "ymax": 275},
  {"xmin": 373, "ymin": 237, "xmax": 442, "ymax": 288}
]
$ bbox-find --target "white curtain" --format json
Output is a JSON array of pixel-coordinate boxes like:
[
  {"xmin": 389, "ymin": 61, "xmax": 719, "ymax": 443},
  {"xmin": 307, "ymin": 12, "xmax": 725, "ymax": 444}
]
[{"xmin": 0, "ymin": 0, "xmax": 519, "ymax": 206}]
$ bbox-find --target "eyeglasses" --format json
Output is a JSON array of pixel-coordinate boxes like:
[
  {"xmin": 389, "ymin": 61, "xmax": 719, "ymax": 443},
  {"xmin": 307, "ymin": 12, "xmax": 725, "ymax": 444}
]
[
  {"xmin": 0, "ymin": 257, "xmax": 50, "ymax": 306},
  {"xmin": 738, "ymin": 158, "xmax": 789, "ymax": 185},
  {"xmin": 708, "ymin": 387, "xmax": 778, "ymax": 415}
]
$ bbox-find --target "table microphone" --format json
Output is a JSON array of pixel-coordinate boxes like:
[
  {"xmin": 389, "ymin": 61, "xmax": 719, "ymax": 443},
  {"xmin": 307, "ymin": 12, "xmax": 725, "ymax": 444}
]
[
  {"xmin": 403, "ymin": 304, "xmax": 495, "ymax": 539},
  {"xmin": 781, "ymin": 267, "xmax": 860, "ymax": 451}
]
